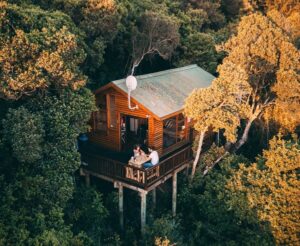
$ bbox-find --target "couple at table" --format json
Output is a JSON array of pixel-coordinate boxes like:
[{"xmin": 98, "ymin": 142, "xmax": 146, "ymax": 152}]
[{"xmin": 133, "ymin": 144, "xmax": 159, "ymax": 168}]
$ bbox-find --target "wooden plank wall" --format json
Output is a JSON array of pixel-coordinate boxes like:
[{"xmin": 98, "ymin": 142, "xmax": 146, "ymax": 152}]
[
  {"xmin": 88, "ymin": 87, "xmax": 152, "ymax": 152},
  {"xmin": 148, "ymin": 117, "xmax": 163, "ymax": 155}
]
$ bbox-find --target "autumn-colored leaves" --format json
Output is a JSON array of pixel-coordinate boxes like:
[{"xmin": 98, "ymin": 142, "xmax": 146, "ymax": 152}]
[
  {"xmin": 0, "ymin": 6, "xmax": 86, "ymax": 100},
  {"xmin": 184, "ymin": 11, "xmax": 300, "ymax": 177}
]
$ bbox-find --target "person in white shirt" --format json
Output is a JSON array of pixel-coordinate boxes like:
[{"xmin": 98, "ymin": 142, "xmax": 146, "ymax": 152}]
[{"xmin": 143, "ymin": 147, "xmax": 159, "ymax": 168}]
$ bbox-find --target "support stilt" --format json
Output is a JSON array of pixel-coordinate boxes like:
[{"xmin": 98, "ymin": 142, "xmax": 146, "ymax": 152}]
[
  {"xmin": 119, "ymin": 185, "xmax": 124, "ymax": 230},
  {"xmin": 140, "ymin": 191, "xmax": 147, "ymax": 234},
  {"xmin": 152, "ymin": 188, "xmax": 156, "ymax": 209},
  {"xmin": 85, "ymin": 174, "xmax": 90, "ymax": 186},
  {"xmin": 172, "ymin": 172, "xmax": 177, "ymax": 217},
  {"xmin": 185, "ymin": 165, "xmax": 189, "ymax": 177}
]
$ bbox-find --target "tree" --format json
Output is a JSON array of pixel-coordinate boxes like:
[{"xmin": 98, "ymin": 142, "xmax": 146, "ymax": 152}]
[
  {"xmin": 242, "ymin": 0, "xmax": 300, "ymax": 45},
  {"xmin": 178, "ymin": 150, "xmax": 274, "ymax": 245},
  {"xmin": 227, "ymin": 135, "xmax": 300, "ymax": 244},
  {"xmin": 175, "ymin": 32, "xmax": 219, "ymax": 74},
  {"xmin": 184, "ymin": 60, "xmax": 249, "ymax": 178},
  {"xmin": 66, "ymin": 185, "xmax": 109, "ymax": 245},
  {"xmin": 0, "ymin": 4, "xmax": 86, "ymax": 100},
  {"xmin": 185, "ymin": 12, "xmax": 300, "ymax": 177},
  {"xmin": 130, "ymin": 11, "xmax": 180, "ymax": 75},
  {"xmin": 219, "ymin": 13, "xmax": 300, "ymax": 147},
  {"xmin": 0, "ymin": 2, "xmax": 96, "ymax": 244}
]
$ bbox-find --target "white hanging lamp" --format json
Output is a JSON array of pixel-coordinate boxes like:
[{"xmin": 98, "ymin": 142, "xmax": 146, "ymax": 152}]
[{"xmin": 125, "ymin": 75, "xmax": 139, "ymax": 110}]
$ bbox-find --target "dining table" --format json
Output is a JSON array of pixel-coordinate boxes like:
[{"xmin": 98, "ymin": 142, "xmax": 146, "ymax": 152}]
[{"xmin": 128, "ymin": 155, "xmax": 149, "ymax": 168}]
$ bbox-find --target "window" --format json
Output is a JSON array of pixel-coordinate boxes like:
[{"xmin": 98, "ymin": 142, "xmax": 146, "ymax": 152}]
[
  {"xmin": 108, "ymin": 95, "xmax": 117, "ymax": 128},
  {"xmin": 163, "ymin": 113, "xmax": 187, "ymax": 149},
  {"xmin": 93, "ymin": 95, "xmax": 107, "ymax": 132}
]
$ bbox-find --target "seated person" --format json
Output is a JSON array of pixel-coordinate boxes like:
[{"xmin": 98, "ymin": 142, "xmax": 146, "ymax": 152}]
[
  {"xmin": 133, "ymin": 144, "xmax": 145, "ymax": 158},
  {"xmin": 143, "ymin": 147, "xmax": 159, "ymax": 168}
]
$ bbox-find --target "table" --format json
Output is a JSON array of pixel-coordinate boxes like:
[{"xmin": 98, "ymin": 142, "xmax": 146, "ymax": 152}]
[{"xmin": 128, "ymin": 155, "xmax": 149, "ymax": 168}]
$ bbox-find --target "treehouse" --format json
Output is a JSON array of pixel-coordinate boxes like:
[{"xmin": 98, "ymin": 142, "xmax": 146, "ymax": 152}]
[{"xmin": 80, "ymin": 64, "xmax": 215, "ymax": 232}]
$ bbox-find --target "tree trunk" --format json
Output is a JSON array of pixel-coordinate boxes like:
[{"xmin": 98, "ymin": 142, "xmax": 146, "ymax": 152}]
[
  {"xmin": 191, "ymin": 130, "xmax": 206, "ymax": 180},
  {"xmin": 203, "ymin": 151, "xmax": 229, "ymax": 176},
  {"xmin": 234, "ymin": 118, "xmax": 254, "ymax": 151},
  {"xmin": 204, "ymin": 117, "xmax": 257, "ymax": 176}
]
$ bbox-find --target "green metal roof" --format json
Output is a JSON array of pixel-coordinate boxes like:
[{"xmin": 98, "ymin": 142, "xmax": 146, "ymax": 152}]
[{"xmin": 112, "ymin": 64, "xmax": 215, "ymax": 119}]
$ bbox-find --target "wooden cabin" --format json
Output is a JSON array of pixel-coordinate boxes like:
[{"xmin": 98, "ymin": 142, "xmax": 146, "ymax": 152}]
[{"xmin": 80, "ymin": 64, "xmax": 215, "ymax": 232}]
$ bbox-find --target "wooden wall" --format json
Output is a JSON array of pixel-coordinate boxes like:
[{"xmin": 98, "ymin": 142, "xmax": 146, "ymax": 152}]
[
  {"xmin": 148, "ymin": 117, "xmax": 163, "ymax": 155},
  {"xmin": 88, "ymin": 85, "xmax": 193, "ymax": 156},
  {"xmin": 88, "ymin": 87, "xmax": 153, "ymax": 152}
]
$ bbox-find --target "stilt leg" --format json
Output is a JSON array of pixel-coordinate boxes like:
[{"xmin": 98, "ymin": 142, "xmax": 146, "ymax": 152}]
[
  {"xmin": 85, "ymin": 174, "xmax": 90, "ymax": 187},
  {"xmin": 172, "ymin": 172, "xmax": 177, "ymax": 217},
  {"xmin": 140, "ymin": 191, "xmax": 147, "ymax": 234},
  {"xmin": 119, "ymin": 185, "xmax": 124, "ymax": 230},
  {"xmin": 152, "ymin": 188, "xmax": 156, "ymax": 209}
]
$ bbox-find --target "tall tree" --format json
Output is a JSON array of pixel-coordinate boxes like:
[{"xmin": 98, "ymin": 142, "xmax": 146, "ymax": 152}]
[
  {"xmin": 184, "ymin": 78, "xmax": 243, "ymax": 178},
  {"xmin": 130, "ymin": 11, "xmax": 180, "ymax": 75},
  {"xmin": 178, "ymin": 150, "xmax": 274, "ymax": 245},
  {"xmin": 227, "ymin": 135, "xmax": 300, "ymax": 244},
  {"xmin": 220, "ymin": 13, "xmax": 300, "ymax": 148},
  {"xmin": 0, "ymin": 2, "xmax": 95, "ymax": 244},
  {"xmin": 185, "ymin": 12, "xmax": 300, "ymax": 177}
]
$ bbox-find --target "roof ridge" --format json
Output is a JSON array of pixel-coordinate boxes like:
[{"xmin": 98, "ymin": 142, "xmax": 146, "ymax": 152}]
[{"xmin": 113, "ymin": 64, "xmax": 198, "ymax": 84}]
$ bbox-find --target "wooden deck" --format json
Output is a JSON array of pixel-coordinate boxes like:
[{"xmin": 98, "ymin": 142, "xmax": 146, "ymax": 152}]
[{"xmin": 80, "ymin": 144, "xmax": 192, "ymax": 191}]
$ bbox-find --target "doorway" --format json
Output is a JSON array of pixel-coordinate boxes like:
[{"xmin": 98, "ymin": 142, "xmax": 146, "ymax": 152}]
[{"xmin": 120, "ymin": 115, "xmax": 148, "ymax": 152}]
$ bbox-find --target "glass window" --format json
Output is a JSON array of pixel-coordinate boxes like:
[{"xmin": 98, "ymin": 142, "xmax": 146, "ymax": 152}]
[
  {"xmin": 163, "ymin": 114, "xmax": 187, "ymax": 149},
  {"xmin": 163, "ymin": 116, "xmax": 176, "ymax": 148},
  {"xmin": 109, "ymin": 95, "xmax": 117, "ymax": 128},
  {"xmin": 93, "ymin": 95, "xmax": 107, "ymax": 132},
  {"xmin": 177, "ymin": 113, "xmax": 186, "ymax": 142}
]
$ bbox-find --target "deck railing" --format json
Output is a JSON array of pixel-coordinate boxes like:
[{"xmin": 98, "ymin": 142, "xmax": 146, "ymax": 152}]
[{"xmin": 81, "ymin": 145, "xmax": 192, "ymax": 188}]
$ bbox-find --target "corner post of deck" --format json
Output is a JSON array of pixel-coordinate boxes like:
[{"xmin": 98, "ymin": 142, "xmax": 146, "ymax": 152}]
[
  {"xmin": 140, "ymin": 190, "xmax": 147, "ymax": 235},
  {"xmin": 85, "ymin": 173, "xmax": 90, "ymax": 187},
  {"xmin": 152, "ymin": 188, "xmax": 156, "ymax": 209},
  {"xmin": 118, "ymin": 184, "xmax": 124, "ymax": 230},
  {"xmin": 172, "ymin": 171, "xmax": 178, "ymax": 217}
]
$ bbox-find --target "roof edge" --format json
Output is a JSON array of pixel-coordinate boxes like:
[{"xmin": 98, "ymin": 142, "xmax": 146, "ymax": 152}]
[{"xmin": 112, "ymin": 64, "xmax": 199, "ymax": 85}]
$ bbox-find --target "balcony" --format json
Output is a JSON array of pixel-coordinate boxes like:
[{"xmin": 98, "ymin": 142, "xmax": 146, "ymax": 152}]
[{"xmin": 80, "ymin": 143, "xmax": 192, "ymax": 190}]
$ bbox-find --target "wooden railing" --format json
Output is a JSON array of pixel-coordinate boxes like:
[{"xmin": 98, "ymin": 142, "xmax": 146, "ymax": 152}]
[{"xmin": 81, "ymin": 145, "xmax": 192, "ymax": 188}]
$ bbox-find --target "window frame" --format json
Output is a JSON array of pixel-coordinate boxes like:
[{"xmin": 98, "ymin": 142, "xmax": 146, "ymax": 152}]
[
  {"xmin": 163, "ymin": 113, "xmax": 188, "ymax": 150},
  {"xmin": 92, "ymin": 94, "xmax": 108, "ymax": 133},
  {"xmin": 107, "ymin": 94, "xmax": 117, "ymax": 129}
]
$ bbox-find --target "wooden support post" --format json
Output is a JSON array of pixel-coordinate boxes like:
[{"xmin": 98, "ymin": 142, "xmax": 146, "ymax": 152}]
[
  {"xmin": 152, "ymin": 188, "xmax": 156, "ymax": 209},
  {"xmin": 172, "ymin": 172, "xmax": 177, "ymax": 217},
  {"xmin": 119, "ymin": 185, "xmax": 124, "ymax": 230},
  {"xmin": 85, "ymin": 174, "xmax": 90, "ymax": 187},
  {"xmin": 140, "ymin": 191, "xmax": 147, "ymax": 234},
  {"xmin": 185, "ymin": 165, "xmax": 189, "ymax": 177}
]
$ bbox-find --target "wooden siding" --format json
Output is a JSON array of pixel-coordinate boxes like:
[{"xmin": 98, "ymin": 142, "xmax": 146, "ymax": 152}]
[
  {"xmin": 148, "ymin": 117, "xmax": 163, "ymax": 155},
  {"xmin": 89, "ymin": 85, "xmax": 194, "ymax": 156},
  {"xmin": 88, "ymin": 87, "xmax": 151, "ymax": 151}
]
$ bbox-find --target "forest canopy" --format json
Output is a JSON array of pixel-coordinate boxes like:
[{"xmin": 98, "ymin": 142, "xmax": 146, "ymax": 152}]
[{"xmin": 0, "ymin": 0, "xmax": 299, "ymax": 245}]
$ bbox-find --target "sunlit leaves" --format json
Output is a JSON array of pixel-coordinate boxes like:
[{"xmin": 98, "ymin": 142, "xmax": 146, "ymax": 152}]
[
  {"xmin": 227, "ymin": 136, "xmax": 300, "ymax": 244},
  {"xmin": 0, "ymin": 5, "xmax": 86, "ymax": 99}
]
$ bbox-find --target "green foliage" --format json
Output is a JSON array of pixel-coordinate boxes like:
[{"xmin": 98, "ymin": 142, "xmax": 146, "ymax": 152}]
[
  {"xmin": 3, "ymin": 107, "xmax": 44, "ymax": 163},
  {"xmin": 0, "ymin": 3, "xmax": 87, "ymax": 99},
  {"xmin": 145, "ymin": 215, "xmax": 184, "ymax": 245},
  {"xmin": 66, "ymin": 185, "xmax": 108, "ymax": 244},
  {"xmin": 178, "ymin": 153, "xmax": 274, "ymax": 245},
  {"xmin": 2, "ymin": 0, "xmax": 297, "ymax": 245},
  {"xmin": 175, "ymin": 32, "xmax": 219, "ymax": 74},
  {"xmin": 0, "ymin": 89, "xmax": 95, "ymax": 244}
]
